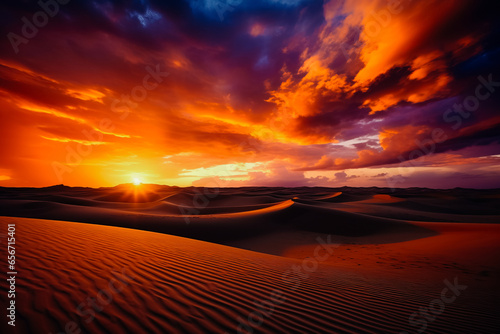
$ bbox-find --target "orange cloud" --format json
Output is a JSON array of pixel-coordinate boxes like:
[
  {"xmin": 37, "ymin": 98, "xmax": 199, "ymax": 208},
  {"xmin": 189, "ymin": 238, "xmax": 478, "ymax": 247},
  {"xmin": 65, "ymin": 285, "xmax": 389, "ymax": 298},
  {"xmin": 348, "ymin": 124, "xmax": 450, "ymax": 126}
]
[{"xmin": 351, "ymin": 0, "xmax": 468, "ymax": 84}]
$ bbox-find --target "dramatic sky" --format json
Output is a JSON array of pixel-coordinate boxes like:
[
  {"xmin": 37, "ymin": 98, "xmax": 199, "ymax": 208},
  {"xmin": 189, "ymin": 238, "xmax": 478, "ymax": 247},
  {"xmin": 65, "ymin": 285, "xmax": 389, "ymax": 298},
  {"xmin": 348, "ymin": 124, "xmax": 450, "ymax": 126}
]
[{"xmin": 1, "ymin": 0, "xmax": 499, "ymax": 188}]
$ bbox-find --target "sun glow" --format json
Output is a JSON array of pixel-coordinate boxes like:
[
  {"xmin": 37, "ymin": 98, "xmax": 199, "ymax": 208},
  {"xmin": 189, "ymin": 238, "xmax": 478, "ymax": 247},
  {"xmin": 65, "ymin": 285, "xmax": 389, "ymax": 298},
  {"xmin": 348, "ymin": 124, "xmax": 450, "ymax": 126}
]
[{"xmin": 133, "ymin": 177, "xmax": 142, "ymax": 186}]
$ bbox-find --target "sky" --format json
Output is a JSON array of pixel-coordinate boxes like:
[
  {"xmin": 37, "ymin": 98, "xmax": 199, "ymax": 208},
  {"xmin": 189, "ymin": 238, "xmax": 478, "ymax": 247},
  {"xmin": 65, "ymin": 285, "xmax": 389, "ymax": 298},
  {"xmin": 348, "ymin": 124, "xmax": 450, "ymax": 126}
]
[{"xmin": 0, "ymin": 0, "xmax": 499, "ymax": 188}]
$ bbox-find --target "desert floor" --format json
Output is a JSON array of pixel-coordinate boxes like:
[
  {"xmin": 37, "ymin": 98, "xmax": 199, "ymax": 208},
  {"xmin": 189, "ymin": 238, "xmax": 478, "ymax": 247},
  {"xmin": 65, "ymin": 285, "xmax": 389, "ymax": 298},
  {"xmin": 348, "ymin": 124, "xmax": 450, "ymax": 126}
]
[{"xmin": 0, "ymin": 185, "xmax": 499, "ymax": 333}]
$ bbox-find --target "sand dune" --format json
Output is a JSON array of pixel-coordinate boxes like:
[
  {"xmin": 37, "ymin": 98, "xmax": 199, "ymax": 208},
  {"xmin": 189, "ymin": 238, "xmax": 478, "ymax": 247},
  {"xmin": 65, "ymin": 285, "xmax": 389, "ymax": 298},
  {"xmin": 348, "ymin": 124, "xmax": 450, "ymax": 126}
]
[
  {"xmin": 1, "ymin": 216, "xmax": 499, "ymax": 334},
  {"xmin": 0, "ymin": 186, "xmax": 499, "ymax": 333}
]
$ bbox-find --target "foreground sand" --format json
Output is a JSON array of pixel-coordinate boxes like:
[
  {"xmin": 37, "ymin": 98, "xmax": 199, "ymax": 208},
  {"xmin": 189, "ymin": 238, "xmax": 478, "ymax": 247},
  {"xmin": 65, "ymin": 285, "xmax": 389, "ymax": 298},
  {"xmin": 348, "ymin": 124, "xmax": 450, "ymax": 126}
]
[
  {"xmin": 0, "ymin": 216, "xmax": 498, "ymax": 333},
  {"xmin": 0, "ymin": 186, "xmax": 499, "ymax": 333}
]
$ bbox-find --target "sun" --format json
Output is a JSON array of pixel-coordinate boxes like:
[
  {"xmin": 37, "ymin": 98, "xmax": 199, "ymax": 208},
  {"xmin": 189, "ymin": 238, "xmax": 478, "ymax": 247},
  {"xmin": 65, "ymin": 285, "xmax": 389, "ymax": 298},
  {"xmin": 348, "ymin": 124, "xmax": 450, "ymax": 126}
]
[{"xmin": 132, "ymin": 177, "xmax": 142, "ymax": 186}]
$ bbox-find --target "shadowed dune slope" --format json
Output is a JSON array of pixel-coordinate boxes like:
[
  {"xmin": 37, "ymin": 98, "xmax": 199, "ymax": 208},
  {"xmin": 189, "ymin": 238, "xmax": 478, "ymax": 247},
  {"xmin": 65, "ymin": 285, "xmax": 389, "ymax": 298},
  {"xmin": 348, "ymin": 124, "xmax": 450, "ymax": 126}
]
[
  {"xmin": 2, "ymin": 186, "xmax": 499, "ymax": 251},
  {"xmin": 0, "ymin": 197, "xmax": 436, "ymax": 246}
]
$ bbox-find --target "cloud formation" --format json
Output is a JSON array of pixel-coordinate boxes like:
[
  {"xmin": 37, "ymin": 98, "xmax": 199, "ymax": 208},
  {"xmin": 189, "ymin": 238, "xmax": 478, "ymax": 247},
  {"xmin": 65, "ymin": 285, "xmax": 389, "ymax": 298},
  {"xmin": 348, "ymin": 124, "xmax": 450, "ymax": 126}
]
[{"xmin": 0, "ymin": 0, "xmax": 499, "ymax": 188}]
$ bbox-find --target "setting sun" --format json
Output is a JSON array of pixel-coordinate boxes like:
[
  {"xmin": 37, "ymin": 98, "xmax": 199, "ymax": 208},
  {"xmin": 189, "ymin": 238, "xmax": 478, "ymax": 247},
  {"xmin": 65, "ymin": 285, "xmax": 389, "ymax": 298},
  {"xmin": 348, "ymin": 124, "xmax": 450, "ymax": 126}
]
[{"xmin": 133, "ymin": 178, "xmax": 142, "ymax": 186}]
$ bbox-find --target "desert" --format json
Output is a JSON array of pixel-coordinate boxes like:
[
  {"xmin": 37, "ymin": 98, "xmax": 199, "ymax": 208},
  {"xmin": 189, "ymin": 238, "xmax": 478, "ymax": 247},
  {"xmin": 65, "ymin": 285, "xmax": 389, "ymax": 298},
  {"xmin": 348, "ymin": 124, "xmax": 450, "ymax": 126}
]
[{"xmin": 1, "ymin": 185, "xmax": 499, "ymax": 333}]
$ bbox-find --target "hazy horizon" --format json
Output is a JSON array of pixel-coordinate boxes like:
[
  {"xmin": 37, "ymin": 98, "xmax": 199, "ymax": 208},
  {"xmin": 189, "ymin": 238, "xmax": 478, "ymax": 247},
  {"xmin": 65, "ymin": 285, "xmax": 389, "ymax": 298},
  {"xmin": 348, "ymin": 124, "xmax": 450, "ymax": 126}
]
[{"xmin": 3, "ymin": 183, "xmax": 500, "ymax": 191}]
